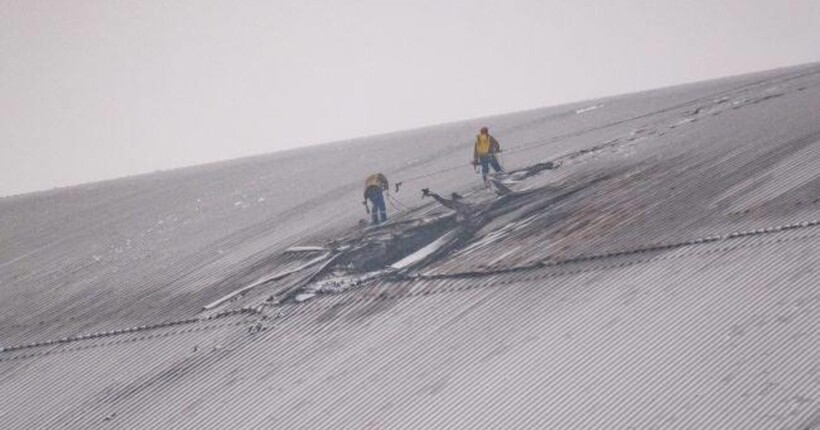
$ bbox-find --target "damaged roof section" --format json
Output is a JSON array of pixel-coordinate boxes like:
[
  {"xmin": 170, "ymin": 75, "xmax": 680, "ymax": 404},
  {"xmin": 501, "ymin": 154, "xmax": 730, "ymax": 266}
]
[
  {"xmin": 186, "ymin": 64, "xmax": 820, "ymax": 320},
  {"xmin": 195, "ymin": 159, "xmax": 566, "ymax": 311}
]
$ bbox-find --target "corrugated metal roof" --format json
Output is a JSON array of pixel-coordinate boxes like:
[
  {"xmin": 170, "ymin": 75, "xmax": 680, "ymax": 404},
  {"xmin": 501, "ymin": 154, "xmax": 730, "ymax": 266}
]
[
  {"xmin": 2, "ymin": 63, "xmax": 820, "ymax": 428},
  {"xmin": 2, "ymin": 228, "xmax": 819, "ymax": 428}
]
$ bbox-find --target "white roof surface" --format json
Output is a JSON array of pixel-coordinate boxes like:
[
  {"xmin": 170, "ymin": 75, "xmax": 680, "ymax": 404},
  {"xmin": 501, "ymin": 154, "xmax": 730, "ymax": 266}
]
[{"xmin": 2, "ymin": 63, "xmax": 820, "ymax": 429}]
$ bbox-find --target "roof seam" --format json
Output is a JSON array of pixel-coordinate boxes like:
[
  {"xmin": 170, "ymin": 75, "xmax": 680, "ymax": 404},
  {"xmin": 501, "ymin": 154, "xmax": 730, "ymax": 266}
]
[
  {"xmin": 0, "ymin": 319, "xmax": 248, "ymax": 363},
  {"xmin": 0, "ymin": 220, "xmax": 820, "ymax": 362},
  {"xmin": 404, "ymin": 219, "xmax": 820, "ymax": 281},
  {"xmin": 0, "ymin": 307, "xmax": 257, "ymax": 354}
]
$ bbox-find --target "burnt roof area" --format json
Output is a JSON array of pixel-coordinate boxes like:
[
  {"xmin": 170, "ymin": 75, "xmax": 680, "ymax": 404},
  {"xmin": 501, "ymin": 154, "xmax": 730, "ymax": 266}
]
[{"xmin": 2, "ymin": 63, "xmax": 820, "ymax": 429}]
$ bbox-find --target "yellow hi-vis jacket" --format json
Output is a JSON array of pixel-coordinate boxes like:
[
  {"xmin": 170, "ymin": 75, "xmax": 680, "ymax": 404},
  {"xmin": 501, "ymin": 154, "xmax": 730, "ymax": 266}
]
[
  {"xmin": 364, "ymin": 173, "xmax": 389, "ymax": 199},
  {"xmin": 474, "ymin": 133, "xmax": 501, "ymax": 163}
]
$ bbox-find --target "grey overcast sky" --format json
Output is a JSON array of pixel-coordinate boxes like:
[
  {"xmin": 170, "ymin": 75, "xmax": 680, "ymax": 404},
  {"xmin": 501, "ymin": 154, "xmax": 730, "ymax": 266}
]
[{"xmin": 1, "ymin": 0, "xmax": 818, "ymax": 197}]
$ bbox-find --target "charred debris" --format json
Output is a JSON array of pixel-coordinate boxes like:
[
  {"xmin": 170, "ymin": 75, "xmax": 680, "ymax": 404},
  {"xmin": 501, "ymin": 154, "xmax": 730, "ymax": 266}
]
[{"xmin": 200, "ymin": 160, "xmax": 562, "ymax": 314}]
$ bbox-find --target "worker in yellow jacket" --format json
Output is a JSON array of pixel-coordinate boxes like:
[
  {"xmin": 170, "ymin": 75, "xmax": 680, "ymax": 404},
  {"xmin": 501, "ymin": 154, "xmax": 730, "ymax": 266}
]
[
  {"xmin": 473, "ymin": 126, "xmax": 504, "ymax": 182},
  {"xmin": 363, "ymin": 173, "xmax": 389, "ymax": 225}
]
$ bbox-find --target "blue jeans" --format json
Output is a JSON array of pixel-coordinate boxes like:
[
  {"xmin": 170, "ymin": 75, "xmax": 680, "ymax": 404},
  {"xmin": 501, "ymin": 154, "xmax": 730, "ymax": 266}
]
[
  {"xmin": 479, "ymin": 154, "xmax": 503, "ymax": 180},
  {"xmin": 366, "ymin": 188, "xmax": 387, "ymax": 225}
]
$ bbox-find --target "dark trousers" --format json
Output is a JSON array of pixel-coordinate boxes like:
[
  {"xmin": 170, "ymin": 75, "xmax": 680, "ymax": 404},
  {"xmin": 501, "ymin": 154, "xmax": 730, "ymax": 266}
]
[
  {"xmin": 479, "ymin": 154, "xmax": 503, "ymax": 180},
  {"xmin": 366, "ymin": 188, "xmax": 387, "ymax": 225}
]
